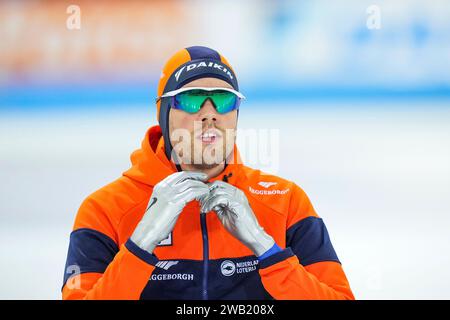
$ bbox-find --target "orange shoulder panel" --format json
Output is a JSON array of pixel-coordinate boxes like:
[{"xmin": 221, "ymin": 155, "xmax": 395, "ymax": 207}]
[{"xmin": 286, "ymin": 183, "xmax": 319, "ymax": 230}]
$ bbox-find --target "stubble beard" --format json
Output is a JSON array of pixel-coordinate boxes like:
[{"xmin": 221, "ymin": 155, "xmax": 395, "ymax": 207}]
[{"xmin": 171, "ymin": 126, "xmax": 236, "ymax": 169}]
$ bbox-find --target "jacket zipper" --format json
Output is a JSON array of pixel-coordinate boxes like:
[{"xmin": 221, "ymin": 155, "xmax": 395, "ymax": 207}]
[
  {"xmin": 200, "ymin": 212, "xmax": 209, "ymax": 300},
  {"xmin": 198, "ymin": 173, "xmax": 232, "ymax": 300}
]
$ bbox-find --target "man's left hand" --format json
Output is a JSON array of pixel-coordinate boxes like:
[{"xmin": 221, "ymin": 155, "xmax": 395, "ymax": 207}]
[{"xmin": 200, "ymin": 180, "xmax": 275, "ymax": 257}]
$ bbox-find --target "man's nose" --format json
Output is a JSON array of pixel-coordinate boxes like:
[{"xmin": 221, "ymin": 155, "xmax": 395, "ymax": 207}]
[{"xmin": 197, "ymin": 99, "xmax": 217, "ymax": 123}]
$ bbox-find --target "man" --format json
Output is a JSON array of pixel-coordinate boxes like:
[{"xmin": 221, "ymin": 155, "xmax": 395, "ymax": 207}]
[{"xmin": 62, "ymin": 46, "xmax": 354, "ymax": 300}]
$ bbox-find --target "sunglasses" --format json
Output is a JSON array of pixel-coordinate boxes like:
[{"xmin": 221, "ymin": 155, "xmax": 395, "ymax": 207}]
[{"xmin": 156, "ymin": 87, "xmax": 245, "ymax": 114}]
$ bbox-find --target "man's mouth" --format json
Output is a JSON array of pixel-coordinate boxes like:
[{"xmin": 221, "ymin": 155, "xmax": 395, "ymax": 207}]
[{"xmin": 197, "ymin": 130, "xmax": 222, "ymax": 145}]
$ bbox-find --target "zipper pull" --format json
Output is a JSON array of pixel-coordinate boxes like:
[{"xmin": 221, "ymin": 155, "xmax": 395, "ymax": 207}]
[{"xmin": 222, "ymin": 172, "xmax": 233, "ymax": 182}]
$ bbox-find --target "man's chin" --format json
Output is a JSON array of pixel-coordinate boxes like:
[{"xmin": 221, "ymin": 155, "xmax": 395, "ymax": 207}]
[{"xmin": 190, "ymin": 162, "xmax": 223, "ymax": 170}]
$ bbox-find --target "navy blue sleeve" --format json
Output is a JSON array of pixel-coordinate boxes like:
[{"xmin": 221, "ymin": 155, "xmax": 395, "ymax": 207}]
[
  {"xmin": 259, "ymin": 247, "xmax": 295, "ymax": 269},
  {"xmin": 125, "ymin": 238, "xmax": 159, "ymax": 266},
  {"xmin": 286, "ymin": 216, "xmax": 340, "ymax": 266},
  {"xmin": 62, "ymin": 228, "xmax": 119, "ymax": 289}
]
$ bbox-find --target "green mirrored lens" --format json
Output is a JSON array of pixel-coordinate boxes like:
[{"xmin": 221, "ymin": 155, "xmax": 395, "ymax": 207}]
[
  {"xmin": 174, "ymin": 93, "xmax": 204, "ymax": 113},
  {"xmin": 174, "ymin": 90, "xmax": 239, "ymax": 114},
  {"xmin": 210, "ymin": 91, "xmax": 238, "ymax": 114}
]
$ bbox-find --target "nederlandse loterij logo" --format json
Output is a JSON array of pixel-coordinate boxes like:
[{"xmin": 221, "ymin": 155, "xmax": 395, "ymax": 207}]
[
  {"xmin": 220, "ymin": 259, "xmax": 259, "ymax": 277},
  {"xmin": 220, "ymin": 260, "xmax": 236, "ymax": 276},
  {"xmin": 174, "ymin": 61, "xmax": 234, "ymax": 82},
  {"xmin": 155, "ymin": 260, "xmax": 179, "ymax": 270},
  {"xmin": 258, "ymin": 181, "xmax": 277, "ymax": 188}
]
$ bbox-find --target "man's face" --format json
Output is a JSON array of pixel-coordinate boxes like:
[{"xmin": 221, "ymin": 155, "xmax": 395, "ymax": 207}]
[{"xmin": 168, "ymin": 77, "xmax": 238, "ymax": 169}]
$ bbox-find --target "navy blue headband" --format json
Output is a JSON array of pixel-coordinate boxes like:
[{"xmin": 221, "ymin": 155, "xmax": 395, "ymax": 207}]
[{"xmin": 162, "ymin": 58, "xmax": 239, "ymax": 94}]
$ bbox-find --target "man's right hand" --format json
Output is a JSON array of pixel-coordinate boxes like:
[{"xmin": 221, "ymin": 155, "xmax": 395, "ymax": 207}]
[{"xmin": 130, "ymin": 171, "xmax": 209, "ymax": 254}]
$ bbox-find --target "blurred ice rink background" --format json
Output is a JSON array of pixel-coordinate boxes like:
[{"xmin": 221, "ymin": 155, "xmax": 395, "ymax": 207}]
[{"xmin": 1, "ymin": 0, "xmax": 450, "ymax": 299}]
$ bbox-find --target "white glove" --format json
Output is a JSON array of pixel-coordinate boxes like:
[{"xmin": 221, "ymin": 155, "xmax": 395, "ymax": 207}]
[
  {"xmin": 131, "ymin": 171, "xmax": 209, "ymax": 254},
  {"xmin": 200, "ymin": 180, "xmax": 275, "ymax": 257}
]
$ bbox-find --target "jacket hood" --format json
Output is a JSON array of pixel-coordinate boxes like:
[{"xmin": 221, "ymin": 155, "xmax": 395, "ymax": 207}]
[{"xmin": 122, "ymin": 125, "xmax": 245, "ymax": 187}]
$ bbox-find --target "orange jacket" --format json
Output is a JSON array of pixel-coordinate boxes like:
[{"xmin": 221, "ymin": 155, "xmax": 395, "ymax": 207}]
[{"xmin": 62, "ymin": 125, "xmax": 354, "ymax": 300}]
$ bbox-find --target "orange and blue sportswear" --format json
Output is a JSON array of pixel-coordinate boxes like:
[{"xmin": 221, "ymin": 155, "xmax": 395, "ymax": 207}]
[{"xmin": 62, "ymin": 125, "xmax": 354, "ymax": 300}]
